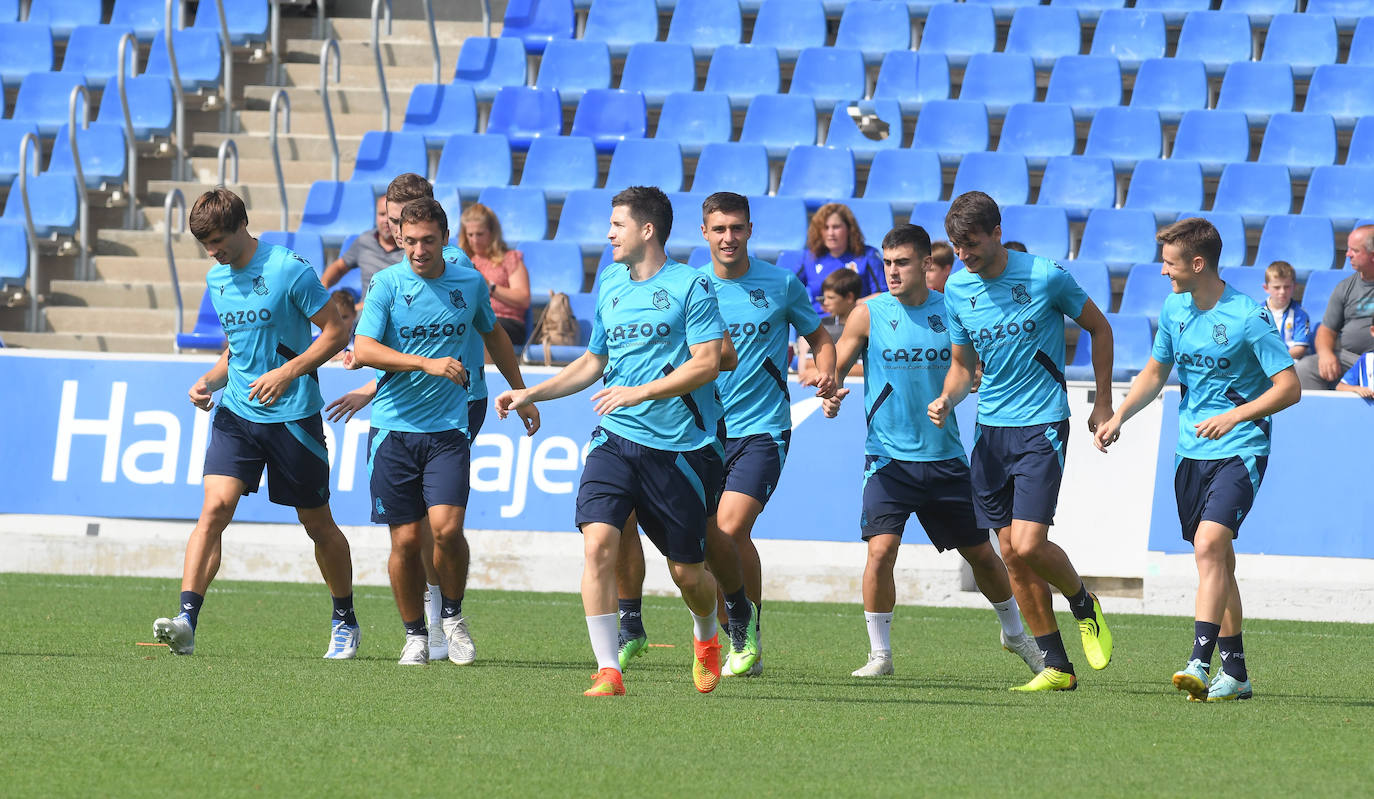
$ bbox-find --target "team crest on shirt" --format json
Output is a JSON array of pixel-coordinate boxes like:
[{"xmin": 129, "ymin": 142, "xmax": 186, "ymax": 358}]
[
  {"xmin": 749, "ymin": 288, "xmax": 769, "ymax": 308},
  {"xmin": 1011, "ymin": 283, "xmax": 1030, "ymax": 305},
  {"xmin": 252, "ymin": 276, "xmax": 268, "ymax": 296},
  {"xmin": 450, "ymin": 289, "xmax": 467, "ymax": 310},
  {"xmin": 1212, "ymin": 324, "xmax": 1229, "ymax": 345},
  {"xmin": 929, "ymin": 315, "xmax": 946, "ymax": 333},
  {"xmin": 653, "ymin": 289, "xmax": 671, "ymax": 310}
]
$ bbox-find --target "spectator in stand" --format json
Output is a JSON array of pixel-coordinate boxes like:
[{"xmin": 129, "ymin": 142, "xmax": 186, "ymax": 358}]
[
  {"xmin": 321, "ymin": 195, "xmax": 403, "ymax": 308},
  {"xmin": 799, "ymin": 267, "xmax": 863, "ymax": 378},
  {"xmin": 1004, "ymin": 241, "xmax": 1027, "ymax": 253},
  {"xmin": 1261, "ymin": 261, "xmax": 1314, "ymax": 360},
  {"xmin": 1335, "ymin": 321, "xmax": 1374, "ymax": 399},
  {"xmin": 796, "ymin": 203, "xmax": 885, "ymax": 314},
  {"xmin": 927, "ymin": 241, "xmax": 955, "ymax": 293},
  {"xmin": 458, "ymin": 203, "xmax": 531, "ymax": 346},
  {"xmin": 1297, "ymin": 225, "xmax": 1374, "ymax": 390}
]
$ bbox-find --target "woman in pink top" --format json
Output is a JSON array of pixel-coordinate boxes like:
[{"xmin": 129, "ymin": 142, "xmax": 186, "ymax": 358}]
[{"xmin": 459, "ymin": 203, "xmax": 531, "ymax": 345}]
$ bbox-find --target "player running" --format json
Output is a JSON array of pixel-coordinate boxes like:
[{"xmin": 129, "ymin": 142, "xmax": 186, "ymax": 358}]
[
  {"xmin": 153, "ymin": 188, "xmax": 359, "ymax": 657},
  {"xmin": 823, "ymin": 224, "xmax": 1044, "ymax": 677},
  {"xmin": 1094, "ymin": 218, "xmax": 1299, "ymax": 701}
]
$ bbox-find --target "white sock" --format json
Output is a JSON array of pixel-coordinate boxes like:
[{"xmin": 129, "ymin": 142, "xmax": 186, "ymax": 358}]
[
  {"xmin": 864, "ymin": 611, "xmax": 893, "ymax": 653},
  {"xmin": 991, "ymin": 596, "xmax": 1024, "ymax": 637},
  {"xmin": 426, "ymin": 584, "xmax": 442, "ymax": 626},
  {"xmin": 690, "ymin": 603, "xmax": 718, "ymax": 642},
  {"xmin": 586, "ymin": 613, "xmax": 620, "ymax": 672}
]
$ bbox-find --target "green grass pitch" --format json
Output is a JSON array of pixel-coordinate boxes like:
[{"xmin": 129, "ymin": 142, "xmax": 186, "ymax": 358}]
[{"xmin": 2, "ymin": 572, "xmax": 1370, "ymax": 797}]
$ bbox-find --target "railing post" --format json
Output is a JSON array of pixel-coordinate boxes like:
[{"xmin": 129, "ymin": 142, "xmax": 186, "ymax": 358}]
[
  {"xmin": 320, "ymin": 39, "xmax": 341, "ymax": 182},
  {"xmin": 116, "ymin": 32, "xmax": 142, "ymax": 230},
  {"xmin": 165, "ymin": 0, "xmax": 186, "ymax": 181},
  {"xmin": 67, "ymin": 85, "xmax": 92, "ymax": 282},
  {"xmin": 211, "ymin": 0, "xmax": 235, "ymax": 133},
  {"xmin": 217, "ymin": 138, "xmax": 238, "ymax": 187},
  {"xmin": 422, "ymin": 0, "xmax": 441, "ymax": 84},
  {"xmin": 269, "ymin": 90, "xmax": 292, "ymax": 231},
  {"xmin": 372, "ymin": 0, "xmax": 393, "ymax": 131},
  {"xmin": 482, "ymin": 0, "xmax": 492, "ymax": 37},
  {"xmin": 17, "ymin": 133, "xmax": 41, "ymax": 333},
  {"xmin": 165, "ymin": 189, "xmax": 187, "ymax": 346}
]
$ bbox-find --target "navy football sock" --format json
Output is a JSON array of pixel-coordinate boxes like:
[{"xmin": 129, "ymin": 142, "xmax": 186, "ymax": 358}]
[
  {"xmin": 1190, "ymin": 621, "xmax": 1221, "ymax": 667},
  {"xmin": 440, "ymin": 594, "xmax": 462, "ymax": 620},
  {"xmin": 1067, "ymin": 584, "xmax": 1094, "ymax": 621},
  {"xmin": 1035, "ymin": 631, "xmax": 1074, "ymax": 674},
  {"xmin": 179, "ymin": 591, "xmax": 204, "ymax": 630},
  {"xmin": 331, "ymin": 594, "xmax": 357, "ymax": 627},
  {"xmin": 724, "ymin": 587, "xmax": 751, "ymax": 634},
  {"xmin": 618, "ymin": 598, "xmax": 645, "ymax": 638},
  {"xmin": 403, "ymin": 618, "xmax": 427, "ymax": 637},
  {"xmin": 1218, "ymin": 634, "xmax": 1247, "ymax": 681}
]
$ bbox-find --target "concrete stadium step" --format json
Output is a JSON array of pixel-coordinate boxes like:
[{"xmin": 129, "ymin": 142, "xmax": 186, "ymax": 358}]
[
  {"xmin": 284, "ymin": 37, "xmax": 457, "ymax": 72},
  {"xmin": 98, "ymin": 230, "xmax": 205, "ymax": 260},
  {"xmin": 192, "ymin": 131, "xmax": 364, "ymax": 163},
  {"xmin": 44, "ymin": 306, "xmax": 200, "ymax": 336},
  {"xmin": 280, "ymin": 61, "xmax": 435, "ymax": 89},
  {"xmin": 237, "ymin": 109, "xmax": 399, "ymax": 137},
  {"xmin": 147, "ymin": 180, "xmax": 315, "ymax": 213},
  {"xmin": 324, "ymin": 18, "xmax": 494, "ymax": 41},
  {"xmin": 47, "ymin": 279, "xmax": 204, "ymax": 312},
  {"xmin": 185, "ymin": 157, "xmax": 341, "ymax": 185},
  {"xmin": 242, "ymin": 84, "xmax": 411, "ymax": 113},
  {"xmin": 141, "ymin": 203, "xmax": 308, "ymax": 232},
  {"xmin": 94, "ymin": 255, "xmax": 209, "ymax": 284},
  {"xmin": 0, "ymin": 330, "xmax": 177, "ymax": 353}
]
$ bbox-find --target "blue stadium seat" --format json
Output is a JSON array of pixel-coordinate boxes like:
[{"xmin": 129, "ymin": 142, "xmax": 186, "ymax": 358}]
[
  {"xmin": 402, "ymin": 84, "xmax": 478, "ymax": 149},
  {"xmin": 1301, "ymin": 269, "xmax": 1346, "ymax": 322},
  {"xmin": 1216, "ymin": 62, "xmax": 1294, "ymax": 124},
  {"xmin": 520, "ymin": 136, "xmax": 598, "ymax": 201},
  {"xmin": 1217, "ymin": 267, "xmax": 1270, "ymax": 305},
  {"xmin": 704, "ymin": 45, "xmax": 781, "ymax": 111},
  {"xmin": 1258, "ymin": 112, "xmax": 1336, "ymax": 179},
  {"xmin": 745, "ymin": 195, "xmax": 808, "ymax": 259},
  {"xmin": 453, "ymin": 38, "xmax": 527, "ymax": 103},
  {"xmin": 297, "ymin": 181, "xmax": 376, "ymax": 248},
  {"xmin": 176, "ymin": 289, "xmax": 228, "ymax": 352},
  {"xmin": 1004, "ymin": 7, "xmax": 1082, "ymax": 71},
  {"xmin": 1175, "ymin": 11, "xmax": 1253, "ymax": 78},
  {"xmin": 750, "ymin": 0, "xmax": 826, "ymax": 61},
  {"xmin": 583, "ymin": 0, "xmax": 658, "ymax": 58},
  {"xmin": 1001, "ymin": 205, "xmax": 1071, "ymax": 261},
  {"xmin": 908, "ymin": 200, "xmax": 952, "ymax": 243},
  {"xmin": 777, "ymin": 146, "xmax": 856, "ymax": 210},
  {"xmin": 535, "ymin": 39, "xmax": 611, "ymax": 104},
  {"xmin": 997, "ymin": 103, "xmax": 1075, "ymax": 170},
  {"xmin": 23, "ymin": 0, "xmax": 102, "ymax": 39},
  {"xmin": 1170, "ymin": 110, "xmax": 1252, "ymax": 178},
  {"xmin": 666, "ymin": 0, "xmax": 742, "ymax": 58},
  {"xmin": 1346, "ymin": 117, "xmax": 1374, "ymax": 167},
  {"xmin": 959, "ymin": 53, "xmax": 1035, "ymax": 117},
  {"xmin": 1262, "ymin": 13, "xmax": 1338, "ymax": 80},
  {"xmin": 330, "ymin": 234, "xmax": 366, "ymax": 300},
  {"xmin": 863, "ymin": 149, "xmax": 943, "ymax": 216},
  {"xmin": 571, "ymin": 89, "xmax": 647, "ymax": 154},
  {"xmin": 773, "ymin": 249, "xmax": 803, "ymax": 279},
  {"xmin": 96, "ymin": 75, "xmax": 175, "ymax": 140},
  {"xmin": 435, "ymin": 134, "xmax": 511, "ymax": 204},
  {"xmin": 1129, "ymin": 58, "xmax": 1208, "ymax": 125},
  {"xmin": 1083, "ymin": 107, "xmax": 1162, "ymax": 171},
  {"xmin": 1132, "ymin": 0, "xmax": 1209, "ymax": 24},
  {"xmin": 1305, "ymin": 0, "xmax": 1371, "ymax": 30},
  {"xmin": 1178, "ymin": 211, "xmax": 1247, "ymax": 267},
  {"xmin": 966, "ymin": 0, "xmax": 1042, "ymax": 23},
  {"xmin": 487, "ymin": 86, "xmax": 563, "ymax": 151},
  {"xmin": 60, "ymin": 25, "xmax": 136, "ymax": 90},
  {"xmin": 0, "ymin": 121, "xmax": 39, "ymax": 187},
  {"xmin": 556, "ymin": 189, "xmax": 618, "ymax": 255},
  {"xmin": 740, "ymin": 94, "xmax": 817, "ymax": 160},
  {"xmin": 48, "ymin": 122, "xmax": 129, "ymax": 189},
  {"xmin": 1124, "ymin": 159, "xmax": 1205, "ymax": 224},
  {"xmin": 1253, "ymin": 215, "xmax": 1337, "ymax": 274},
  {"xmin": 1049, "ymin": 0, "xmax": 1124, "ymax": 22},
  {"xmin": 259, "ymin": 232, "xmax": 326, "ymax": 277},
  {"xmin": 1037, "ymin": 156, "xmax": 1116, "ymax": 223},
  {"xmin": 110, "ymin": 0, "xmax": 185, "ymax": 42},
  {"xmin": 790, "ymin": 47, "xmax": 867, "ymax": 112},
  {"xmin": 1, "ymin": 171, "xmax": 78, "ymax": 236},
  {"xmin": 0, "ymin": 222, "xmax": 29, "ymax": 290},
  {"xmin": 951, "ymin": 152, "xmax": 1030, "ymax": 208},
  {"xmin": 1066, "ymin": 312, "xmax": 1154, "ymax": 381},
  {"xmin": 1303, "ymin": 65, "xmax": 1374, "ymax": 130},
  {"xmin": 604, "ymin": 138, "xmax": 684, "ymax": 193},
  {"xmin": 687, "ymin": 245, "xmax": 713, "ymax": 268},
  {"xmin": 1212, "ymin": 163, "xmax": 1293, "ymax": 228},
  {"xmin": 911, "ymin": 100, "xmax": 989, "ymax": 166},
  {"xmin": 12, "ymin": 72, "xmax": 88, "ymax": 137},
  {"xmin": 1302, "ymin": 166, "xmax": 1374, "ymax": 231},
  {"xmin": 693, "ymin": 142, "xmax": 770, "ymax": 196},
  {"xmin": 825, "ymin": 100, "xmax": 903, "ymax": 163},
  {"xmin": 1045, "ymin": 55, "xmax": 1122, "ymax": 121},
  {"xmin": 1065, "ymin": 260, "xmax": 1110, "ymax": 311},
  {"xmin": 844, "ymin": 198, "xmax": 897, "ymax": 246},
  {"xmin": 1116, "ymin": 263, "xmax": 1173, "ymax": 317},
  {"xmin": 477, "ymin": 186, "xmax": 548, "ymax": 243},
  {"xmin": 522, "ymin": 240, "xmax": 586, "ymax": 295},
  {"xmin": 0, "ymin": 22, "xmax": 52, "ymax": 90},
  {"xmin": 918, "ymin": 4, "xmax": 995, "ymax": 69},
  {"xmin": 835, "ymin": 1, "xmax": 911, "ymax": 65},
  {"xmin": 1089, "ymin": 10, "xmax": 1166, "ymax": 72},
  {"xmin": 191, "ymin": 0, "xmax": 270, "ymax": 47},
  {"xmin": 1077, "ymin": 210, "xmax": 1160, "ymax": 274},
  {"xmin": 146, "ymin": 29, "xmax": 224, "ymax": 93},
  {"xmin": 349, "ymin": 131, "xmax": 428, "ymax": 194},
  {"xmin": 1349, "ymin": 17, "xmax": 1374, "ymax": 66},
  {"xmin": 619, "ymin": 43, "xmax": 696, "ymax": 107},
  {"xmin": 873, "ymin": 51, "xmax": 950, "ymax": 115},
  {"xmin": 1219, "ymin": 0, "xmax": 1293, "ymax": 24},
  {"xmin": 655, "ymin": 91, "xmax": 732, "ymax": 157},
  {"xmin": 501, "ymin": 0, "xmax": 575, "ymax": 54},
  {"xmin": 665, "ymin": 191, "xmax": 707, "ymax": 258}
]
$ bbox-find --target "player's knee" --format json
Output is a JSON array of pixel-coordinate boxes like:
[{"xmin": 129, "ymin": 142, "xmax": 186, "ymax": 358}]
[
  {"xmin": 431, "ymin": 523, "xmax": 465, "ymax": 550},
  {"xmin": 667, "ymin": 561, "xmax": 708, "ymax": 592}
]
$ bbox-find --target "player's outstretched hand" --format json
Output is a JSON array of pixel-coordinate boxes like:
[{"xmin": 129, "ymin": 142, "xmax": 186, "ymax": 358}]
[
  {"xmin": 494, "ymin": 389, "xmax": 529, "ymax": 419},
  {"xmin": 325, "ymin": 389, "xmax": 373, "ymax": 423},
  {"xmin": 422, "ymin": 356, "xmax": 467, "ymax": 386},
  {"xmin": 1086, "ymin": 397, "xmax": 1114, "ymax": 437},
  {"xmin": 822, "ymin": 387, "xmax": 849, "ymax": 418},
  {"xmin": 927, "ymin": 395, "xmax": 952, "ymax": 428},
  {"xmin": 1093, "ymin": 416, "xmax": 1123, "ymax": 453},
  {"xmin": 515, "ymin": 403, "xmax": 540, "ymax": 436},
  {"xmin": 1194, "ymin": 410, "xmax": 1239, "ymax": 440},
  {"xmin": 248, "ymin": 366, "xmax": 294, "ymax": 406},
  {"xmin": 188, "ymin": 378, "xmax": 215, "ymax": 412},
  {"xmin": 341, "ymin": 349, "xmax": 363, "ymax": 370},
  {"xmin": 591, "ymin": 385, "xmax": 648, "ymax": 416},
  {"xmin": 802, "ymin": 369, "xmax": 837, "ymax": 399}
]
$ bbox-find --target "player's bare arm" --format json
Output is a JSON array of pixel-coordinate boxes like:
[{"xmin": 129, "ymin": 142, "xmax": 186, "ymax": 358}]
[
  {"xmin": 591, "ymin": 338, "xmax": 723, "ymax": 416},
  {"xmin": 248, "ymin": 301, "xmax": 350, "ymax": 406},
  {"xmin": 1093, "ymin": 357, "xmax": 1172, "ymax": 452},
  {"xmin": 928, "ymin": 341, "xmax": 977, "ymax": 428},
  {"xmin": 801, "ymin": 324, "xmax": 839, "ymax": 399},
  {"xmin": 480, "ymin": 323, "xmax": 541, "ymax": 435},
  {"xmin": 325, "ymin": 378, "xmax": 378, "ymax": 423},
  {"xmin": 1314, "ymin": 325, "xmax": 1341, "ymax": 381},
  {"xmin": 353, "ymin": 334, "xmax": 467, "ymax": 386},
  {"xmin": 319, "ymin": 257, "xmax": 348, "ymax": 289},
  {"xmin": 1075, "ymin": 298, "xmax": 1116, "ymax": 432},
  {"xmin": 496, "ymin": 348, "xmax": 609, "ymax": 416},
  {"xmin": 823, "ymin": 303, "xmax": 870, "ymax": 418},
  {"xmin": 1193, "ymin": 366, "xmax": 1300, "ymax": 440},
  {"xmin": 189, "ymin": 349, "xmax": 230, "ymax": 411},
  {"xmin": 720, "ymin": 330, "xmax": 738, "ymax": 371}
]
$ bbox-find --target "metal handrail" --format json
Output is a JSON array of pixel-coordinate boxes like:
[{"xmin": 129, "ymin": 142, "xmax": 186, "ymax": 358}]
[
  {"xmin": 482, "ymin": 0, "xmax": 491, "ymax": 37},
  {"xmin": 217, "ymin": 138, "xmax": 238, "ymax": 186},
  {"xmin": 210, "ymin": 0, "xmax": 235, "ymax": 133},
  {"xmin": 115, "ymin": 32, "xmax": 142, "ymax": 230},
  {"xmin": 165, "ymin": 0, "xmax": 186, "ymax": 180},
  {"xmin": 67, "ymin": 85, "xmax": 92, "ymax": 282},
  {"xmin": 17, "ymin": 133, "xmax": 41, "ymax": 333},
  {"xmin": 422, "ymin": 0, "xmax": 441, "ymax": 84},
  {"xmin": 269, "ymin": 90, "xmax": 291, "ymax": 231},
  {"xmin": 164, "ymin": 189, "xmax": 188, "ymax": 342},
  {"xmin": 371, "ymin": 0, "xmax": 393, "ymax": 131},
  {"xmin": 320, "ymin": 38, "xmax": 341, "ymax": 181}
]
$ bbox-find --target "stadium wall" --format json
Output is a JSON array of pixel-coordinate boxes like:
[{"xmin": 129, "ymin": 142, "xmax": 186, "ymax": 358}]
[{"xmin": 2, "ymin": 350, "xmax": 1371, "ymax": 622}]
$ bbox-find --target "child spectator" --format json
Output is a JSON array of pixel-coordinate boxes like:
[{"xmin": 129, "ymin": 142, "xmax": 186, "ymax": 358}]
[
  {"xmin": 926, "ymin": 241, "xmax": 955, "ymax": 292},
  {"xmin": 799, "ymin": 262, "xmax": 864, "ymax": 378},
  {"xmin": 327, "ymin": 290, "xmax": 359, "ymax": 362},
  {"xmin": 1262, "ymin": 260, "xmax": 1314, "ymax": 359},
  {"xmin": 1336, "ymin": 322, "xmax": 1374, "ymax": 399},
  {"xmin": 459, "ymin": 203, "xmax": 532, "ymax": 345},
  {"xmin": 795, "ymin": 203, "xmax": 885, "ymax": 314}
]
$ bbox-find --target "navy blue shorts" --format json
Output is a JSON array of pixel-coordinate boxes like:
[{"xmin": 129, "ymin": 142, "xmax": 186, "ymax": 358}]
[
  {"xmin": 203, "ymin": 407, "xmax": 330, "ymax": 508},
  {"xmin": 969, "ymin": 420, "xmax": 1070, "ymax": 529},
  {"xmin": 467, "ymin": 397, "xmax": 487, "ymax": 440},
  {"xmin": 575, "ymin": 428, "xmax": 724, "ymax": 564},
  {"xmin": 860, "ymin": 456, "xmax": 985, "ymax": 551},
  {"xmin": 722, "ymin": 431, "xmax": 790, "ymax": 505},
  {"xmin": 1175, "ymin": 455, "xmax": 1268, "ymax": 542},
  {"xmin": 368, "ymin": 427, "xmax": 471, "ymax": 525}
]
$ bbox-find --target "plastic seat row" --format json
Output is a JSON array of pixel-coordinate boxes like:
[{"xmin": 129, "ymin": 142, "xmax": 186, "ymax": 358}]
[
  {"xmin": 0, "ymin": 24, "xmax": 223, "ymax": 94},
  {"xmin": 1, "ymin": 71, "xmax": 176, "ymax": 141}
]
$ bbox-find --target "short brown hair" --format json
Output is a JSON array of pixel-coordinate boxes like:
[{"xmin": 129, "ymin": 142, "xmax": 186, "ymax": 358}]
[
  {"xmin": 806, "ymin": 203, "xmax": 866, "ymax": 258},
  {"xmin": 612, "ymin": 186, "xmax": 673, "ymax": 247},
  {"xmin": 1004, "ymin": 240, "xmax": 1027, "ymax": 253},
  {"xmin": 1157, "ymin": 217, "xmax": 1222, "ymax": 272},
  {"xmin": 945, "ymin": 191, "xmax": 1001, "ymax": 245},
  {"xmin": 930, "ymin": 241, "xmax": 954, "ymax": 268},
  {"xmin": 386, "ymin": 172, "xmax": 433, "ymax": 204},
  {"xmin": 702, "ymin": 192, "xmax": 750, "ymax": 222},
  {"xmin": 329, "ymin": 290, "xmax": 356, "ymax": 313},
  {"xmin": 397, "ymin": 198, "xmax": 449, "ymax": 237},
  {"xmin": 189, "ymin": 188, "xmax": 248, "ymax": 240},
  {"xmin": 821, "ymin": 267, "xmax": 862, "ymax": 300},
  {"xmin": 881, "ymin": 223, "xmax": 932, "ymax": 260},
  {"xmin": 458, "ymin": 203, "xmax": 508, "ymax": 260},
  {"xmin": 1264, "ymin": 260, "xmax": 1296, "ymax": 283}
]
